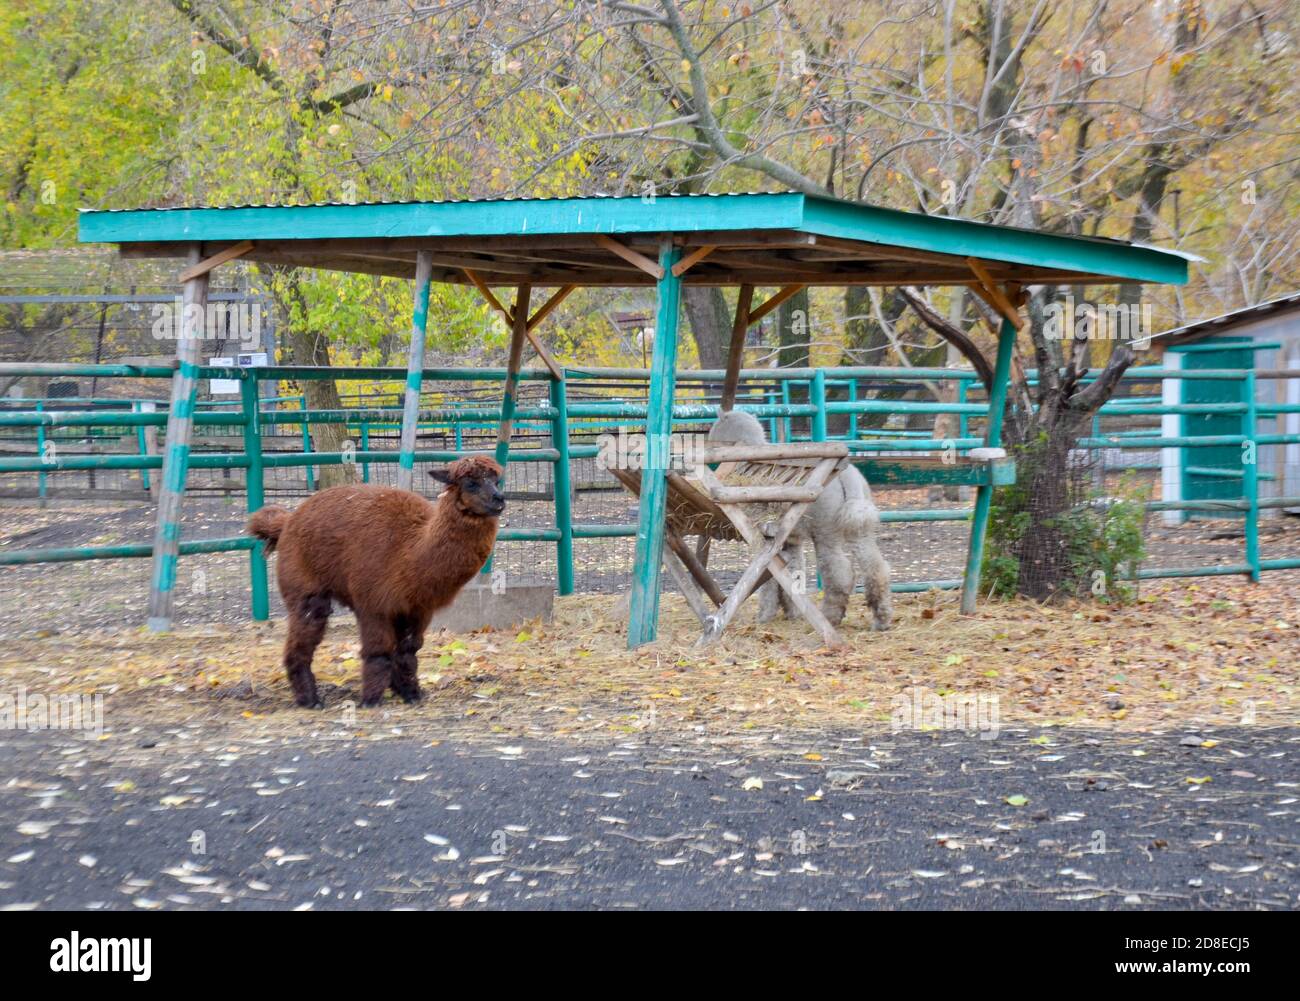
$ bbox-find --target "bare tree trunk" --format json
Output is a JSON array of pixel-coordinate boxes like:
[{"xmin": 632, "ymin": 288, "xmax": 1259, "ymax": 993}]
[
  {"xmin": 774, "ymin": 289, "xmax": 811, "ymax": 440},
  {"xmin": 682, "ymin": 286, "xmax": 730, "ymax": 370},
  {"xmin": 1012, "ymin": 415, "xmax": 1089, "ymax": 599}
]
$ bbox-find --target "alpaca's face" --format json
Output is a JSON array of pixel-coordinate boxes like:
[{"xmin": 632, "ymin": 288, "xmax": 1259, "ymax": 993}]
[
  {"xmin": 430, "ymin": 458, "xmax": 506, "ymax": 517},
  {"xmin": 456, "ymin": 473, "xmax": 506, "ymax": 517}
]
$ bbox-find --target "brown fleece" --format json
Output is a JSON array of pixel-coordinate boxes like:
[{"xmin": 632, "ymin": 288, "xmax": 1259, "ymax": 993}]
[{"xmin": 247, "ymin": 456, "xmax": 503, "ymax": 707}]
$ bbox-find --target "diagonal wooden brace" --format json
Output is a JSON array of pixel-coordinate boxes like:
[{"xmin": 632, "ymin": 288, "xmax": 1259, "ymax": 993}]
[{"xmin": 693, "ymin": 456, "xmax": 844, "ymax": 647}]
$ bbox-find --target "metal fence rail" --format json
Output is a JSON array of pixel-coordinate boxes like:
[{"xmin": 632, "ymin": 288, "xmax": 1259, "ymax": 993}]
[{"xmin": 2, "ymin": 361, "xmax": 1297, "ymax": 622}]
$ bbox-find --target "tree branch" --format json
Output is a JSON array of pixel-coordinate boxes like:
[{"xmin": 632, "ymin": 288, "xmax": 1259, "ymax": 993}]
[
  {"xmin": 168, "ymin": 0, "xmax": 289, "ymax": 97},
  {"xmin": 171, "ymin": 0, "xmax": 390, "ymax": 117},
  {"xmin": 656, "ymin": 0, "xmax": 829, "ymax": 195},
  {"xmin": 898, "ymin": 286, "xmax": 994, "ymax": 391},
  {"xmin": 310, "ymin": 81, "xmax": 383, "ymax": 115},
  {"xmin": 1067, "ymin": 342, "xmax": 1136, "ymax": 414}
]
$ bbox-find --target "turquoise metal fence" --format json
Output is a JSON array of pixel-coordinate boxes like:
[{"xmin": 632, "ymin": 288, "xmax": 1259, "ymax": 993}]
[{"xmin": 2, "ymin": 361, "xmax": 1298, "ymax": 620}]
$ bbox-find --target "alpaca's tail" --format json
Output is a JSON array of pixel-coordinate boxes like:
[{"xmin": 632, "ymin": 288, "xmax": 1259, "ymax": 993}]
[
  {"xmin": 247, "ymin": 506, "xmax": 290, "ymax": 554},
  {"xmin": 832, "ymin": 468, "xmax": 880, "ymax": 536}
]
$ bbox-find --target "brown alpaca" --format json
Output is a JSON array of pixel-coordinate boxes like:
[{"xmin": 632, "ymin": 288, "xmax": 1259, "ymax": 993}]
[{"xmin": 247, "ymin": 455, "xmax": 504, "ymax": 708}]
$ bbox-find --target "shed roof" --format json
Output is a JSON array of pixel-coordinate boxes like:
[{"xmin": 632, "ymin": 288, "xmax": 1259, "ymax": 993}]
[
  {"xmin": 78, "ymin": 191, "xmax": 1189, "ymax": 289},
  {"xmin": 1144, "ymin": 292, "xmax": 1300, "ymax": 348}
]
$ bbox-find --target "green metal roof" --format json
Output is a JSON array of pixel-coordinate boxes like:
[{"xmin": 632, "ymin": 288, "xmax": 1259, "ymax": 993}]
[{"xmin": 78, "ymin": 192, "xmax": 1188, "ymax": 288}]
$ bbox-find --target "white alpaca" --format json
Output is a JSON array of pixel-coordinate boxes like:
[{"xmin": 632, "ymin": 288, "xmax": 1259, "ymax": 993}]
[{"xmin": 708, "ymin": 410, "xmax": 892, "ymax": 630}]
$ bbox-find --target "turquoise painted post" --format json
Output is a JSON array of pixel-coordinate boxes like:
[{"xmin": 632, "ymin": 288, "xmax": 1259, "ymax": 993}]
[
  {"xmin": 359, "ymin": 420, "xmax": 370, "ymax": 483},
  {"xmin": 960, "ymin": 315, "xmax": 1018, "ymax": 614},
  {"xmin": 300, "ymin": 402, "xmax": 315, "ymax": 492},
  {"xmin": 240, "ymin": 376, "xmax": 269, "ymax": 621},
  {"xmin": 550, "ymin": 375, "xmax": 575, "ymax": 594},
  {"xmin": 811, "ymin": 368, "xmax": 828, "ymax": 442},
  {"xmin": 36, "ymin": 402, "xmax": 48, "ymax": 500},
  {"xmin": 627, "ymin": 243, "xmax": 683, "ymax": 648},
  {"xmin": 957, "ymin": 380, "xmax": 969, "ymax": 443},
  {"xmin": 1243, "ymin": 371, "xmax": 1259, "ymax": 582},
  {"xmin": 133, "ymin": 401, "xmax": 152, "ymax": 493},
  {"xmin": 397, "ymin": 250, "xmax": 434, "ymax": 491},
  {"xmin": 147, "ymin": 246, "xmax": 208, "ymax": 630},
  {"xmin": 848, "ymin": 377, "xmax": 859, "ymax": 439}
]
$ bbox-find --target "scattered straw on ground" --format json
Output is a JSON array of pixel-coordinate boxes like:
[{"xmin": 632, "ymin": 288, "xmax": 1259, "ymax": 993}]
[{"xmin": 2, "ymin": 574, "xmax": 1295, "ymax": 745}]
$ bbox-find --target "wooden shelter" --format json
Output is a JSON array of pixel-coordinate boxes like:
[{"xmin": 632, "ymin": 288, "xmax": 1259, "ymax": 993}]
[{"xmin": 79, "ymin": 192, "xmax": 1189, "ymax": 645}]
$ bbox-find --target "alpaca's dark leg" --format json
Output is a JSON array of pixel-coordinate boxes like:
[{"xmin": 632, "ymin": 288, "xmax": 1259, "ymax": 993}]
[
  {"xmin": 284, "ymin": 593, "xmax": 331, "ymax": 708},
  {"xmin": 389, "ymin": 616, "xmax": 424, "ymax": 704},
  {"xmin": 357, "ymin": 614, "xmax": 397, "ymax": 707}
]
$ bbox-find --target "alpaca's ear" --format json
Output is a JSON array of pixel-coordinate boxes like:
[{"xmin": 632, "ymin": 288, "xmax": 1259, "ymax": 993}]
[{"xmin": 428, "ymin": 469, "xmax": 454, "ymax": 485}]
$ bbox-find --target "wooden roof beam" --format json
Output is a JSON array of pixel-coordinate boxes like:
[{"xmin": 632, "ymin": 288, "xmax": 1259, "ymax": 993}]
[
  {"xmin": 671, "ymin": 245, "xmax": 718, "ymax": 277},
  {"xmin": 527, "ymin": 284, "xmax": 576, "ymax": 333},
  {"xmin": 464, "ymin": 269, "xmax": 567, "ymax": 380},
  {"xmin": 178, "ymin": 241, "xmax": 254, "ymax": 281},
  {"xmin": 747, "ymin": 284, "xmax": 806, "ymax": 325},
  {"xmin": 592, "ymin": 235, "xmax": 665, "ymax": 279},
  {"xmin": 966, "ymin": 258, "xmax": 1026, "ymax": 331},
  {"xmin": 522, "ymin": 285, "xmax": 573, "ymax": 380},
  {"xmin": 463, "ymin": 268, "xmax": 515, "ymax": 322}
]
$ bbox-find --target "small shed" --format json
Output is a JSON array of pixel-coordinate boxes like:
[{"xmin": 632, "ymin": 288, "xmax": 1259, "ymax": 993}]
[{"xmin": 1143, "ymin": 293, "xmax": 1300, "ymax": 524}]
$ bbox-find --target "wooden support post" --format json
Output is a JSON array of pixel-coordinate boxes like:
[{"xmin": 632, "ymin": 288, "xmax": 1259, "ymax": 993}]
[
  {"xmin": 720, "ymin": 284, "xmax": 754, "ymax": 412},
  {"xmin": 627, "ymin": 243, "xmax": 683, "ymax": 648},
  {"xmin": 146, "ymin": 245, "xmax": 208, "ymax": 631},
  {"xmin": 527, "ymin": 284, "xmax": 575, "ymax": 332},
  {"xmin": 966, "ymin": 260, "xmax": 1027, "ymax": 331},
  {"xmin": 466, "ymin": 276, "xmax": 568, "ymax": 380},
  {"xmin": 482, "ymin": 284, "xmax": 531, "ymax": 579},
  {"xmin": 961, "ymin": 312, "xmax": 1018, "ymax": 614},
  {"xmin": 524, "ymin": 328, "xmax": 563, "ymax": 380},
  {"xmin": 671, "ymin": 244, "xmax": 717, "ymax": 277},
  {"xmin": 494, "ymin": 284, "xmax": 533, "ymax": 470},
  {"xmin": 397, "ymin": 250, "xmax": 433, "ymax": 491},
  {"xmin": 464, "ymin": 268, "xmax": 513, "ymax": 321},
  {"xmin": 525, "ymin": 284, "xmax": 574, "ymax": 380}
]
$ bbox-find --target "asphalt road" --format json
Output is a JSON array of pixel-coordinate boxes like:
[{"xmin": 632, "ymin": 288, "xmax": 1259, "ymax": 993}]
[{"xmin": 1, "ymin": 724, "xmax": 1295, "ymax": 910}]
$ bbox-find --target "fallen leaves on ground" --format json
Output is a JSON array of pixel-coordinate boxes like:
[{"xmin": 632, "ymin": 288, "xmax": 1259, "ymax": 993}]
[{"xmin": 0, "ymin": 572, "xmax": 1294, "ymax": 744}]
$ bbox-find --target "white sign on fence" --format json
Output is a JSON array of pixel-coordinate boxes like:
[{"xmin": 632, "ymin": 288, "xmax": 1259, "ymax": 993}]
[{"xmin": 208, "ymin": 352, "xmax": 267, "ymax": 395}]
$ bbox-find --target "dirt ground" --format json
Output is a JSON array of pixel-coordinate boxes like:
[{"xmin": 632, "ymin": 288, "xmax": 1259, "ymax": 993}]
[
  {"xmin": 1, "ymin": 478, "xmax": 1296, "ymax": 740},
  {"xmin": 0, "ymin": 577, "xmax": 1294, "ymax": 743}
]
